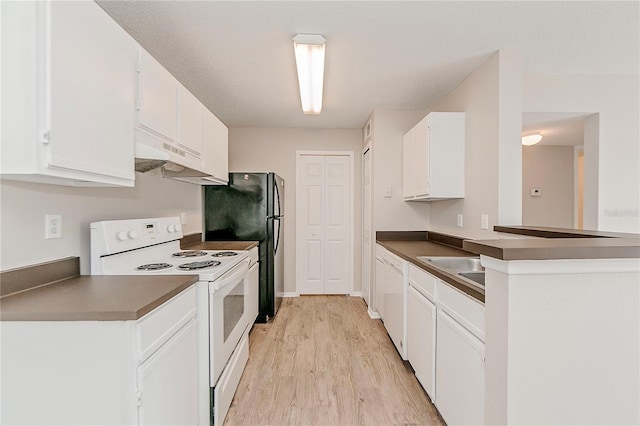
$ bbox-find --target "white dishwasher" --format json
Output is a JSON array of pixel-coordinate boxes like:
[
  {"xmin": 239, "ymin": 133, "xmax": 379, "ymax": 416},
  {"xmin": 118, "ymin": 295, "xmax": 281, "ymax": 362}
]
[{"xmin": 375, "ymin": 244, "xmax": 408, "ymax": 360}]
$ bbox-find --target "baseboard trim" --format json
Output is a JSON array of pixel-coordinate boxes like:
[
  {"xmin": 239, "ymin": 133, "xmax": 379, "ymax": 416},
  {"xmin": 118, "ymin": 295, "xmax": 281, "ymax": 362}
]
[
  {"xmin": 282, "ymin": 292, "xmax": 299, "ymax": 298},
  {"xmin": 368, "ymin": 308, "xmax": 381, "ymax": 319},
  {"xmin": 350, "ymin": 291, "xmax": 362, "ymax": 297}
]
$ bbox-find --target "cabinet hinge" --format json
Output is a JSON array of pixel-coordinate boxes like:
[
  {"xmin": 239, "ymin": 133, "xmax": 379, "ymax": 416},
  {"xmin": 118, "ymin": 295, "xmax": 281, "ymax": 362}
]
[
  {"xmin": 136, "ymin": 61, "xmax": 141, "ymax": 73},
  {"xmin": 136, "ymin": 101, "xmax": 141, "ymax": 111},
  {"xmin": 42, "ymin": 130, "xmax": 50, "ymax": 144},
  {"xmin": 136, "ymin": 391, "xmax": 142, "ymax": 407}
]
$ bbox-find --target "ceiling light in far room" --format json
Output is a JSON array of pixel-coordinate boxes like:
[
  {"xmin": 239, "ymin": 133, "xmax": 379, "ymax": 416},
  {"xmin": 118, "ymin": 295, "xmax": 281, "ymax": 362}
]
[
  {"xmin": 293, "ymin": 34, "xmax": 326, "ymax": 114},
  {"xmin": 522, "ymin": 133, "xmax": 543, "ymax": 146}
]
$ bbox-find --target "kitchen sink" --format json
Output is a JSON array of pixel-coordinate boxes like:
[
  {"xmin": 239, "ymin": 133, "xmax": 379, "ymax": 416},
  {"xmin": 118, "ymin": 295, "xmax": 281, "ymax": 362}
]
[
  {"xmin": 417, "ymin": 256, "xmax": 485, "ymax": 288},
  {"xmin": 458, "ymin": 271, "xmax": 485, "ymax": 286},
  {"xmin": 417, "ymin": 256, "xmax": 484, "ymax": 272}
]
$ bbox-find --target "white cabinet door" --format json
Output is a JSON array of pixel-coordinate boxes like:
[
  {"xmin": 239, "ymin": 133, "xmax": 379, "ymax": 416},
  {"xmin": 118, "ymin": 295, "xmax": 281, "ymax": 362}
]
[
  {"xmin": 435, "ymin": 309, "xmax": 485, "ymax": 426},
  {"xmin": 383, "ymin": 257, "xmax": 406, "ymax": 358},
  {"xmin": 412, "ymin": 116, "xmax": 430, "ymax": 197},
  {"xmin": 1, "ymin": 0, "xmax": 136, "ymax": 187},
  {"xmin": 374, "ymin": 255, "xmax": 386, "ymax": 318},
  {"xmin": 402, "ymin": 130, "xmax": 414, "ymax": 199},
  {"xmin": 137, "ymin": 319, "xmax": 198, "ymax": 426},
  {"xmin": 177, "ymin": 84, "xmax": 203, "ymax": 157},
  {"xmin": 402, "ymin": 112, "xmax": 464, "ymax": 200},
  {"xmin": 407, "ymin": 285, "xmax": 436, "ymax": 399},
  {"xmin": 202, "ymin": 108, "xmax": 229, "ymax": 182},
  {"xmin": 137, "ymin": 47, "xmax": 177, "ymax": 142}
]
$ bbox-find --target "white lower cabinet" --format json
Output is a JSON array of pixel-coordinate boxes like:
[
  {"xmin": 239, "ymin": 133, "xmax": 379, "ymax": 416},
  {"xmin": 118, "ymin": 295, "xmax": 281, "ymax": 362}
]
[
  {"xmin": 436, "ymin": 308, "xmax": 485, "ymax": 425},
  {"xmin": 405, "ymin": 263, "xmax": 485, "ymax": 425},
  {"xmin": 407, "ymin": 285, "xmax": 436, "ymax": 399},
  {"xmin": 246, "ymin": 247, "xmax": 260, "ymax": 325},
  {"xmin": 0, "ymin": 286, "xmax": 198, "ymax": 425}
]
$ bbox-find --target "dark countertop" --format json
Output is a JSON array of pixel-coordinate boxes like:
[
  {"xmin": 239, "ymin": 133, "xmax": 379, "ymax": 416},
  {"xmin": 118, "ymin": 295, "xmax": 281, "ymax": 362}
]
[
  {"xmin": 0, "ymin": 275, "xmax": 198, "ymax": 321},
  {"xmin": 377, "ymin": 239, "xmax": 484, "ymax": 303},
  {"xmin": 464, "ymin": 225, "xmax": 640, "ymax": 260},
  {"xmin": 464, "ymin": 237, "xmax": 640, "ymax": 261},
  {"xmin": 183, "ymin": 241, "xmax": 259, "ymax": 251}
]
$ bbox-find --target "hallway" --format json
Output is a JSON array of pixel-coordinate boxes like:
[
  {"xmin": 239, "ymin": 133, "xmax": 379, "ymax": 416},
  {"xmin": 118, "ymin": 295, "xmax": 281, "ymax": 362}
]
[{"xmin": 224, "ymin": 296, "xmax": 444, "ymax": 425}]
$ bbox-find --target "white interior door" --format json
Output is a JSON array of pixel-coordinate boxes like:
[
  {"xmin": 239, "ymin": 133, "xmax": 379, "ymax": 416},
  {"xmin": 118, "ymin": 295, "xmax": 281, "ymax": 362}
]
[
  {"xmin": 362, "ymin": 147, "xmax": 372, "ymax": 305},
  {"xmin": 297, "ymin": 153, "xmax": 353, "ymax": 295}
]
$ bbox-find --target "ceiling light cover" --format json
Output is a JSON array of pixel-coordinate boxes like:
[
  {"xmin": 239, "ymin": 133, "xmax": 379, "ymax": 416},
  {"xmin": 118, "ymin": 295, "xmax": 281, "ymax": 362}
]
[
  {"xmin": 522, "ymin": 133, "xmax": 543, "ymax": 146},
  {"xmin": 293, "ymin": 34, "xmax": 326, "ymax": 114}
]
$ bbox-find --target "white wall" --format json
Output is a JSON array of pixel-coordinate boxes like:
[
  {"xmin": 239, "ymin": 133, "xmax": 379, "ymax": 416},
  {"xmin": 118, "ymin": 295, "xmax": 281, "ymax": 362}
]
[
  {"xmin": 369, "ymin": 108, "xmax": 430, "ymax": 231},
  {"xmin": 0, "ymin": 174, "xmax": 203, "ymax": 274},
  {"xmin": 428, "ymin": 50, "xmax": 523, "ymax": 239},
  {"xmin": 227, "ymin": 127, "xmax": 362, "ymax": 295},
  {"xmin": 522, "ymin": 145, "xmax": 575, "ymax": 228},
  {"xmin": 523, "ymin": 74, "xmax": 640, "ymax": 233}
]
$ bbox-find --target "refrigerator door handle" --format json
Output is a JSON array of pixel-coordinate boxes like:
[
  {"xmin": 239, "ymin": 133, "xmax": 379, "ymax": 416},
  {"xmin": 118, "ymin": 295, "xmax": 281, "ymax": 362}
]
[
  {"xmin": 274, "ymin": 216, "xmax": 281, "ymax": 255},
  {"xmin": 274, "ymin": 178, "xmax": 282, "ymax": 217}
]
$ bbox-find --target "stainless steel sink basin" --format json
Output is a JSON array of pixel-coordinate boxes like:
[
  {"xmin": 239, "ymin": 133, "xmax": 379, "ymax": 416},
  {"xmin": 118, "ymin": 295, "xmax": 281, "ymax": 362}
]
[
  {"xmin": 458, "ymin": 271, "xmax": 485, "ymax": 286},
  {"xmin": 417, "ymin": 256, "xmax": 484, "ymax": 272}
]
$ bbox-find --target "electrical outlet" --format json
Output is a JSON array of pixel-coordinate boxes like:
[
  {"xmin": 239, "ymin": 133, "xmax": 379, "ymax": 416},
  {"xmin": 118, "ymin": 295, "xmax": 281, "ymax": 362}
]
[
  {"xmin": 45, "ymin": 214, "xmax": 62, "ymax": 239},
  {"xmin": 181, "ymin": 212, "xmax": 187, "ymax": 225},
  {"xmin": 457, "ymin": 214, "xmax": 463, "ymax": 228},
  {"xmin": 481, "ymin": 214, "xmax": 489, "ymax": 230},
  {"xmin": 530, "ymin": 188, "xmax": 542, "ymax": 197}
]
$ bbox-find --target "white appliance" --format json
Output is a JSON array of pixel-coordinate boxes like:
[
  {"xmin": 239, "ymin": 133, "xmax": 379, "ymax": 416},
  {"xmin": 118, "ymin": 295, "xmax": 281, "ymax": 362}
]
[{"xmin": 90, "ymin": 217, "xmax": 251, "ymax": 426}]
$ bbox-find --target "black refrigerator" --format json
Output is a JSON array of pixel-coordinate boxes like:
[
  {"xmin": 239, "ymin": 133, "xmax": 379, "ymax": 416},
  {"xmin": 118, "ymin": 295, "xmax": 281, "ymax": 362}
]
[{"xmin": 204, "ymin": 172, "xmax": 284, "ymax": 323}]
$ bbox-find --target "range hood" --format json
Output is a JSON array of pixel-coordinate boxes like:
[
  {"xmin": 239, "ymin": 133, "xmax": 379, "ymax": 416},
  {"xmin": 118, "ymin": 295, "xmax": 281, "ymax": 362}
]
[{"xmin": 134, "ymin": 142, "xmax": 226, "ymax": 185}]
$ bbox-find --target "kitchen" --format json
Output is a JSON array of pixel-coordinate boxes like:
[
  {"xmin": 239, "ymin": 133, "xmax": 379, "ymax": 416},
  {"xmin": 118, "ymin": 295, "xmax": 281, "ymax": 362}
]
[{"xmin": 1, "ymin": 1, "xmax": 639, "ymax": 425}]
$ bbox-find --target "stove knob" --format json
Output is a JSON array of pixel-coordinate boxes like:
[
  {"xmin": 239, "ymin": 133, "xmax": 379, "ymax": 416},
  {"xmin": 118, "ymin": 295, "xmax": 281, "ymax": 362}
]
[
  {"xmin": 175, "ymin": 225, "xmax": 182, "ymax": 233},
  {"xmin": 128, "ymin": 230, "xmax": 138, "ymax": 239},
  {"xmin": 116, "ymin": 231, "xmax": 128, "ymax": 241},
  {"xmin": 167, "ymin": 225, "xmax": 176, "ymax": 233}
]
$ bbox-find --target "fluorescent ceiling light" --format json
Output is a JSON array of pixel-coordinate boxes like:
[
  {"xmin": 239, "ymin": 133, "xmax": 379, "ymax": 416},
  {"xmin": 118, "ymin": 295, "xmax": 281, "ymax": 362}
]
[
  {"xmin": 522, "ymin": 133, "xmax": 543, "ymax": 146},
  {"xmin": 293, "ymin": 34, "xmax": 325, "ymax": 114}
]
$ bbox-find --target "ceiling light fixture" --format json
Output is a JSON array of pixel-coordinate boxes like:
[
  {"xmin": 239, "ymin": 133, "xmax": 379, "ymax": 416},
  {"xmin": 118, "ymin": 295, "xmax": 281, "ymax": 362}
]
[
  {"xmin": 522, "ymin": 133, "xmax": 543, "ymax": 146},
  {"xmin": 293, "ymin": 34, "xmax": 326, "ymax": 114}
]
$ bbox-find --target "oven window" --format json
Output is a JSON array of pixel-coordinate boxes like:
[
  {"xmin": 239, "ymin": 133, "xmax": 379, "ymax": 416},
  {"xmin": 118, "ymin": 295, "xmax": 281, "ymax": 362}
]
[{"xmin": 223, "ymin": 279, "xmax": 245, "ymax": 342}]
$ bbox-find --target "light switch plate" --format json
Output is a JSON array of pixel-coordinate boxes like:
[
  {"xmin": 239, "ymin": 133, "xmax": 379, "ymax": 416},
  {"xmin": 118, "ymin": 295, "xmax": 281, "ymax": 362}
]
[
  {"xmin": 384, "ymin": 186, "xmax": 392, "ymax": 198},
  {"xmin": 180, "ymin": 212, "xmax": 187, "ymax": 225},
  {"xmin": 457, "ymin": 214, "xmax": 463, "ymax": 228},
  {"xmin": 481, "ymin": 214, "xmax": 489, "ymax": 230},
  {"xmin": 45, "ymin": 214, "xmax": 62, "ymax": 239}
]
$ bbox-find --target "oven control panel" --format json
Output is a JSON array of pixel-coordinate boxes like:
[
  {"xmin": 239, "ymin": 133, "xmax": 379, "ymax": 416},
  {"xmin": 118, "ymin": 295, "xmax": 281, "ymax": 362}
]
[{"xmin": 91, "ymin": 217, "xmax": 184, "ymax": 256}]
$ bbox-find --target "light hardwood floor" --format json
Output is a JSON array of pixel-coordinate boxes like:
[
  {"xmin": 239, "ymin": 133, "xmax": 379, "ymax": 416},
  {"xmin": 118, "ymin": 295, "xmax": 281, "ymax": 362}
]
[{"xmin": 224, "ymin": 296, "xmax": 444, "ymax": 425}]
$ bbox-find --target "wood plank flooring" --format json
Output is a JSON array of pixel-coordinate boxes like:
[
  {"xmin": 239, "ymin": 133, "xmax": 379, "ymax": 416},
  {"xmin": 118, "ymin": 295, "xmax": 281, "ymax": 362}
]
[{"xmin": 224, "ymin": 296, "xmax": 444, "ymax": 425}]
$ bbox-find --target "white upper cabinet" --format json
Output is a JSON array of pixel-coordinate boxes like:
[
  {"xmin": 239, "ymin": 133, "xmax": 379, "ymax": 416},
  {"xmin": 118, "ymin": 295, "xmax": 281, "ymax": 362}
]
[
  {"xmin": 137, "ymin": 48, "xmax": 177, "ymax": 143},
  {"xmin": 1, "ymin": 0, "xmax": 136, "ymax": 187},
  {"xmin": 403, "ymin": 112, "xmax": 465, "ymax": 200},
  {"xmin": 202, "ymin": 108, "xmax": 229, "ymax": 183},
  {"xmin": 136, "ymin": 46, "xmax": 228, "ymax": 183},
  {"xmin": 177, "ymin": 84, "xmax": 203, "ymax": 157}
]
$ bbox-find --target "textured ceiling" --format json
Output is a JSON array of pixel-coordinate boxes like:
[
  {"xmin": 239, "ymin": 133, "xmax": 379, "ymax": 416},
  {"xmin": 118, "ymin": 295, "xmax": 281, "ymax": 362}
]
[{"xmin": 98, "ymin": 1, "xmax": 639, "ymax": 130}]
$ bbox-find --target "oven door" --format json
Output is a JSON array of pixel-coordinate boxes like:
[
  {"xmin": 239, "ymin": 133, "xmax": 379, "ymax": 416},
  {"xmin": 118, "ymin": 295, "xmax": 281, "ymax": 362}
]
[{"xmin": 209, "ymin": 257, "xmax": 250, "ymax": 385}]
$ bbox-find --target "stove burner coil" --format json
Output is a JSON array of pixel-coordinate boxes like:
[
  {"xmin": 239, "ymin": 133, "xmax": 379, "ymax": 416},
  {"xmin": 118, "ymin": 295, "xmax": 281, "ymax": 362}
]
[
  {"xmin": 178, "ymin": 260, "xmax": 221, "ymax": 270},
  {"xmin": 172, "ymin": 250, "xmax": 208, "ymax": 258},
  {"xmin": 136, "ymin": 263, "xmax": 173, "ymax": 271},
  {"xmin": 211, "ymin": 251, "xmax": 239, "ymax": 257}
]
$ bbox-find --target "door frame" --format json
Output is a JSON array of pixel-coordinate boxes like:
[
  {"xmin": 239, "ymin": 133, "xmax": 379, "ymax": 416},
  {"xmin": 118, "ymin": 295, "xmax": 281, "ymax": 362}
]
[
  {"xmin": 362, "ymin": 142, "xmax": 372, "ymax": 305},
  {"xmin": 295, "ymin": 150, "xmax": 355, "ymax": 295}
]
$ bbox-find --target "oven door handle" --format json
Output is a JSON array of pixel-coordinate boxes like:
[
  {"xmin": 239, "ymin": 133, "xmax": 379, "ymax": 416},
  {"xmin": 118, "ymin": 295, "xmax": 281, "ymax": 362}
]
[{"xmin": 211, "ymin": 258, "xmax": 250, "ymax": 292}]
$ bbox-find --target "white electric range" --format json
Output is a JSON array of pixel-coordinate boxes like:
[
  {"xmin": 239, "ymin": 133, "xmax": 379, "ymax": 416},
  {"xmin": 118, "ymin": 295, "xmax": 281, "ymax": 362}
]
[{"xmin": 90, "ymin": 216, "xmax": 254, "ymax": 426}]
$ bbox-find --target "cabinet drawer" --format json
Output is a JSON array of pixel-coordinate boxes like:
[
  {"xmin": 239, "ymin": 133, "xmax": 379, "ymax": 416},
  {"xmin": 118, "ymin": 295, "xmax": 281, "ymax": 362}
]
[
  {"xmin": 436, "ymin": 280, "xmax": 485, "ymax": 341},
  {"xmin": 137, "ymin": 286, "xmax": 197, "ymax": 363},
  {"xmin": 408, "ymin": 264, "xmax": 436, "ymax": 302}
]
